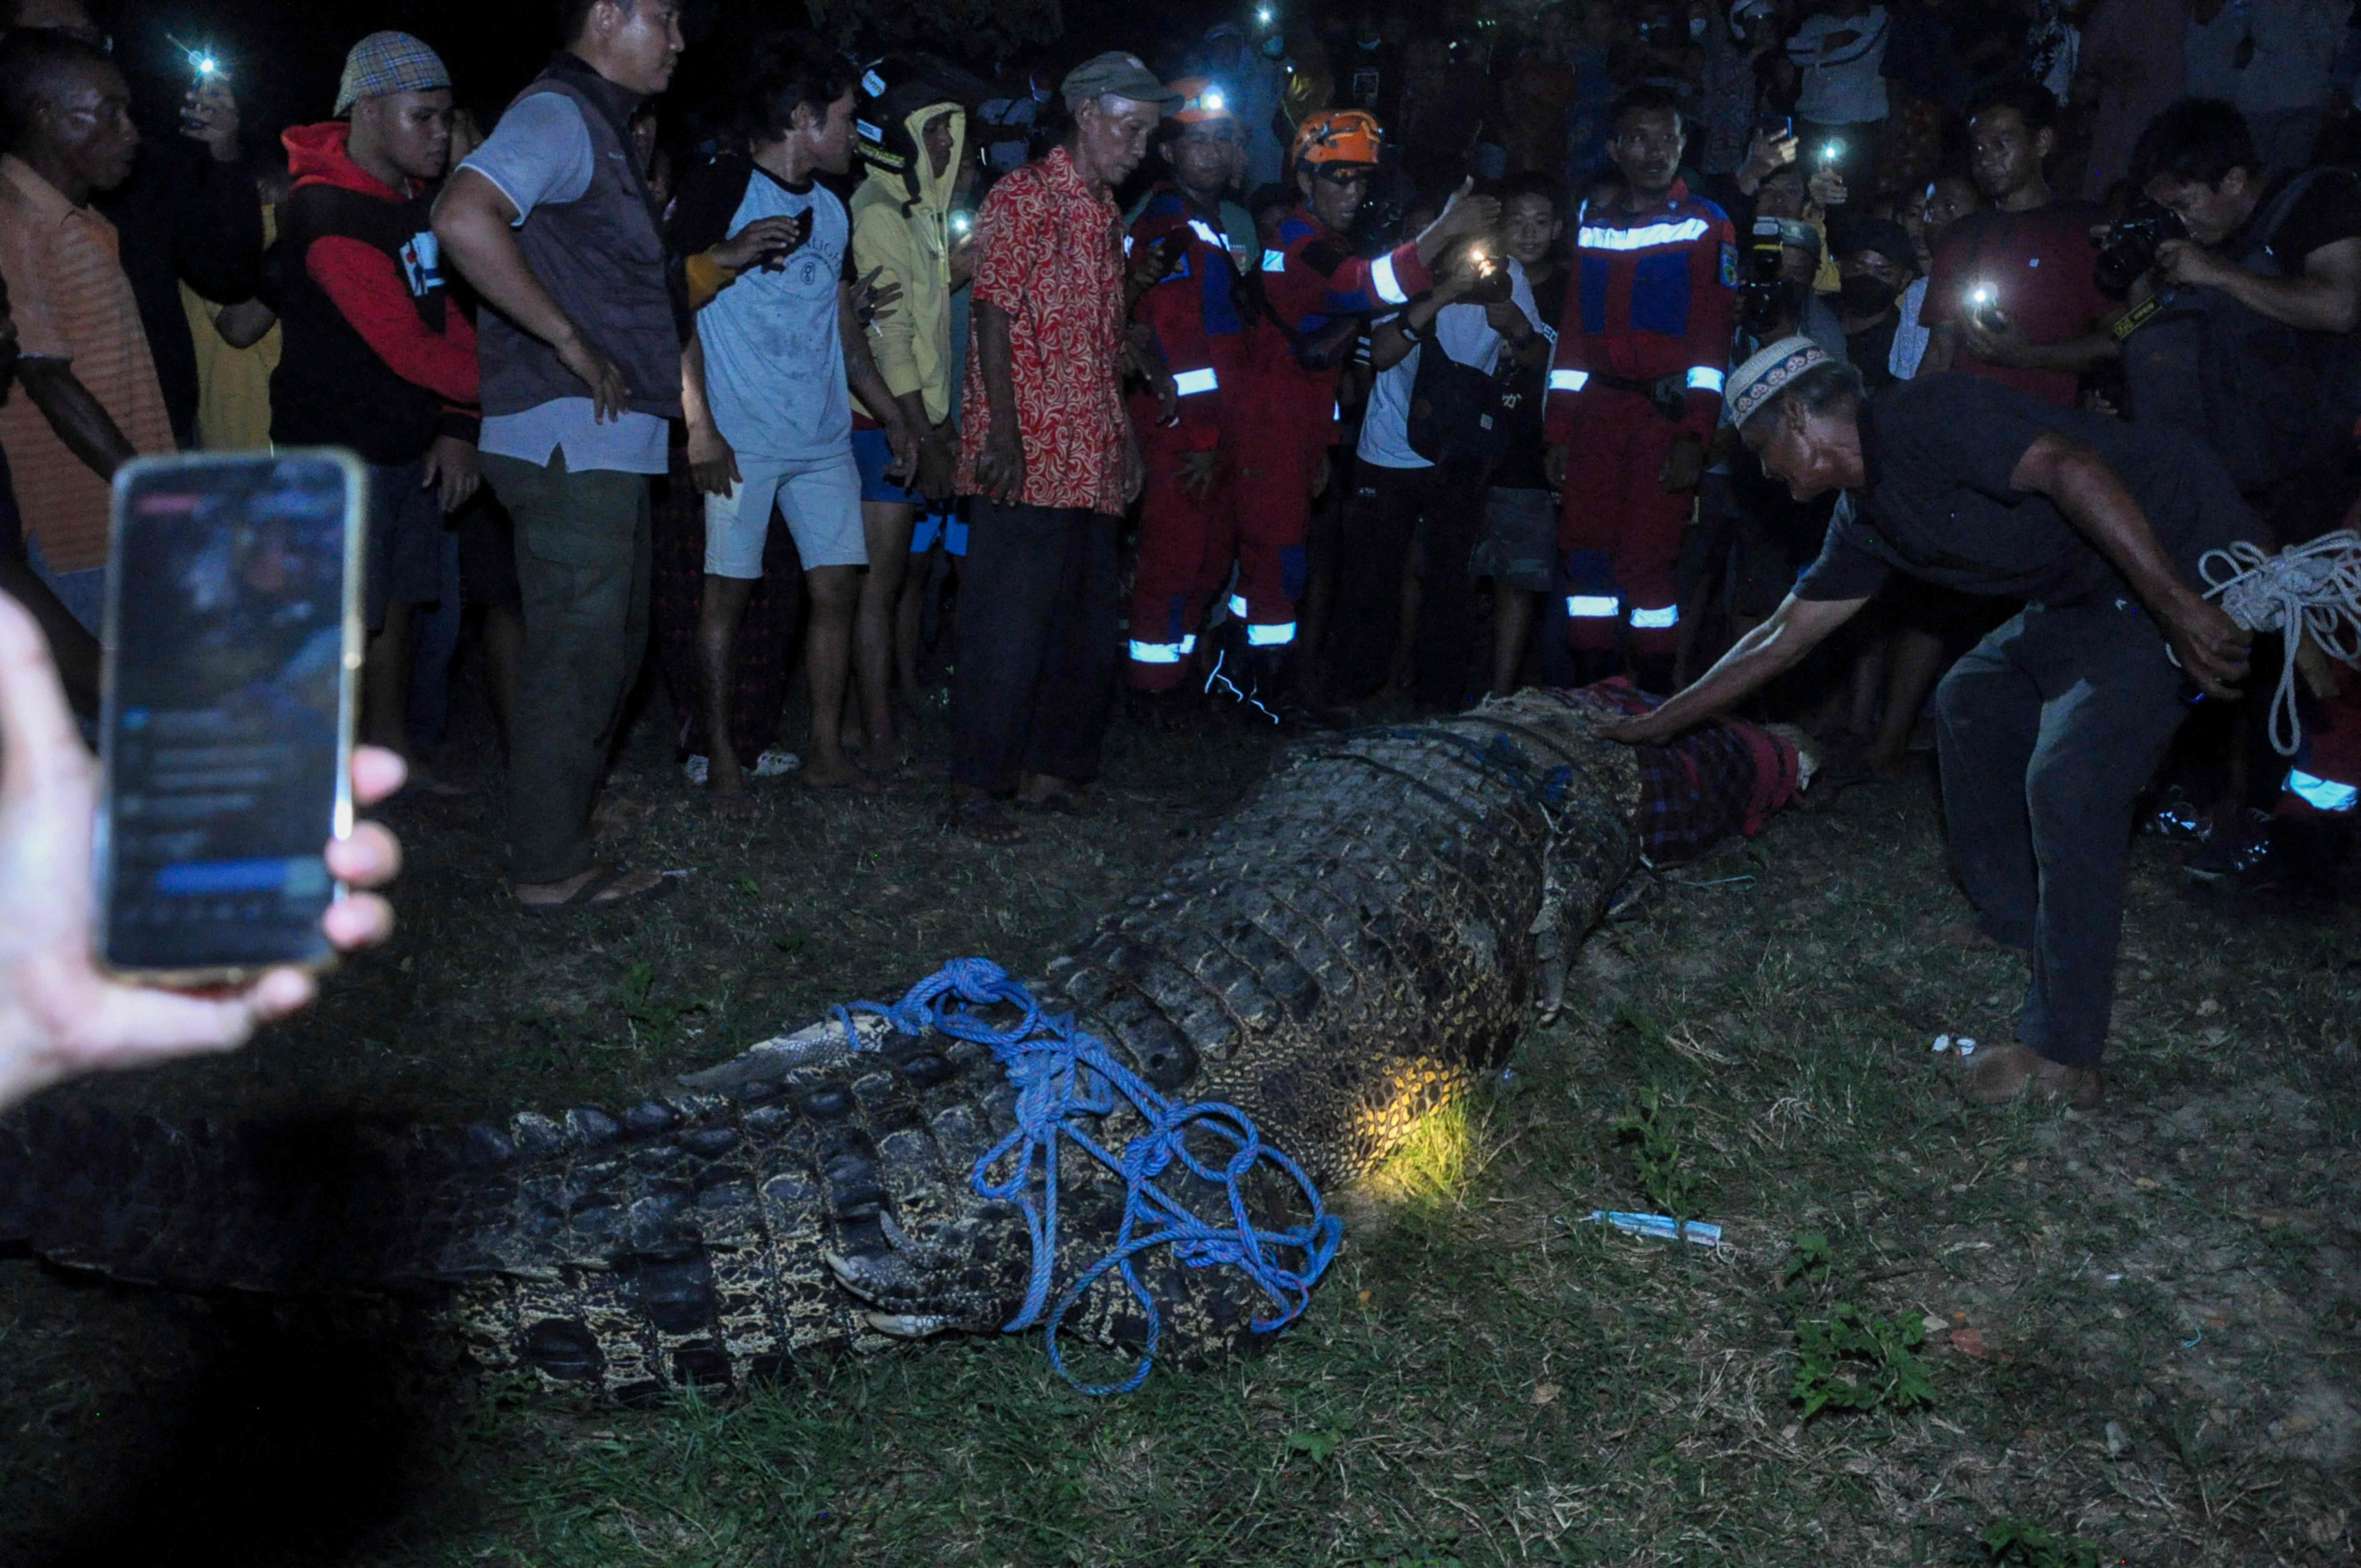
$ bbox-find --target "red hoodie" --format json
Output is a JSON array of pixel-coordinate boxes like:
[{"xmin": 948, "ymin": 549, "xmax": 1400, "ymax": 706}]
[{"xmin": 281, "ymin": 121, "xmax": 478, "ymax": 411}]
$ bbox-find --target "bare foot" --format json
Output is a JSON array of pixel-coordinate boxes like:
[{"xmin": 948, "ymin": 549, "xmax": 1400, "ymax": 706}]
[
  {"xmin": 804, "ymin": 752, "xmax": 884, "ymax": 793},
  {"xmin": 1933, "ymin": 920, "xmax": 2024, "ymax": 952}
]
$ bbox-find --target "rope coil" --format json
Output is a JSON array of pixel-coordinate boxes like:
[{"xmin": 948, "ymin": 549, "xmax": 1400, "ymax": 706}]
[
  {"xmin": 2199, "ymin": 530, "xmax": 2361, "ymax": 755},
  {"xmin": 835, "ymin": 958, "xmax": 1342, "ymax": 1394}
]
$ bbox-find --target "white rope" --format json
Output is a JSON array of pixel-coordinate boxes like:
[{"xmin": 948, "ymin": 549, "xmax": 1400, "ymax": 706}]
[{"xmin": 2196, "ymin": 530, "xmax": 2361, "ymax": 756}]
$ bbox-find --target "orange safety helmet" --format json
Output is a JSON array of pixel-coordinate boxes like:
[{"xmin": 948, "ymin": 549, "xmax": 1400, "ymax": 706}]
[
  {"xmin": 1168, "ymin": 76, "xmax": 1236, "ymax": 125},
  {"xmin": 1291, "ymin": 108, "xmax": 1384, "ymax": 175}
]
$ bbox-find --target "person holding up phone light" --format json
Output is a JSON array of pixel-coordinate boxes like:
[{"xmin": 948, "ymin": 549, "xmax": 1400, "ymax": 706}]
[
  {"xmin": 0, "ymin": 590, "xmax": 406, "ymax": 1113},
  {"xmin": 1916, "ymin": 82, "xmax": 2116, "ymax": 406}
]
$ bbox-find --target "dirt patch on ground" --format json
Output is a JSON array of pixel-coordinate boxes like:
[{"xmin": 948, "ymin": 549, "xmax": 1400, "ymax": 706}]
[{"xmin": 4, "ymin": 684, "xmax": 2357, "ymax": 1566}]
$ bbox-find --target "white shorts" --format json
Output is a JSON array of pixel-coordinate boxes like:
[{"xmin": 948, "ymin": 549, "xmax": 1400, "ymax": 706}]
[{"xmin": 703, "ymin": 449, "xmax": 866, "ymax": 578}]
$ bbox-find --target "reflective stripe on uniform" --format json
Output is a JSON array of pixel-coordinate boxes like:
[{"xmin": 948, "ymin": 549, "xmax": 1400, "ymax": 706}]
[
  {"xmin": 1246, "ymin": 621, "xmax": 1297, "ymax": 646},
  {"xmin": 1686, "ymin": 365, "xmax": 1725, "ymax": 393},
  {"xmin": 1172, "ymin": 367, "xmax": 1220, "ymax": 396},
  {"xmin": 1576, "ymin": 217, "xmax": 1710, "ymax": 251},
  {"xmin": 1628, "ymin": 603, "xmax": 1680, "ymax": 629},
  {"xmin": 1566, "ymin": 595, "xmax": 1621, "ymax": 618},
  {"xmin": 1123, "ymin": 235, "xmax": 1134, "ymax": 256},
  {"xmin": 1179, "ymin": 633, "xmax": 1197, "ymax": 655},
  {"xmin": 2287, "ymin": 768, "xmax": 2360, "ymax": 812},
  {"xmin": 1262, "ymin": 248, "xmax": 1287, "ymax": 273},
  {"xmin": 1188, "ymin": 219, "xmax": 1223, "ymax": 248},
  {"xmin": 1229, "ymin": 593, "xmax": 1251, "ymax": 618},
  {"xmin": 1371, "ymin": 253, "xmax": 1409, "ymax": 305},
  {"xmin": 1128, "ymin": 639, "xmax": 1185, "ymax": 665},
  {"xmin": 1549, "ymin": 368, "xmax": 1590, "ymax": 392}
]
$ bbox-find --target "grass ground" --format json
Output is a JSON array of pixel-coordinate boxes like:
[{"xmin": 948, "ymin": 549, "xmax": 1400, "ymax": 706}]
[{"xmin": 3, "ymin": 676, "xmax": 2357, "ymax": 1566}]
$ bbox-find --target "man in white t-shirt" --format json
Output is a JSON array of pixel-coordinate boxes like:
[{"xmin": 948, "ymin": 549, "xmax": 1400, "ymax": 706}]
[
  {"xmin": 1325, "ymin": 236, "xmax": 1548, "ymax": 711},
  {"xmin": 674, "ymin": 38, "xmax": 915, "ymax": 800},
  {"xmin": 1780, "ymin": 1, "xmax": 1890, "ymax": 193}
]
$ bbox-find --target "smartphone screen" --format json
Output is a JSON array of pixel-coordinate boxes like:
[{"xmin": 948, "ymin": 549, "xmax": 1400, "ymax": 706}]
[{"xmin": 96, "ymin": 452, "xmax": 363, "ymax": 979}]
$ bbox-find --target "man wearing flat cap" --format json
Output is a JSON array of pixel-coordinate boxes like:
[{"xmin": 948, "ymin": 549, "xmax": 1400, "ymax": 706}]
[
  {"xmin": 944, "ymin": 53, "xmax": 1175, "ymax": 843},
  {"xmin": 1601, "ymin": 342, "xmax": 2267, "ymax": 1111}
]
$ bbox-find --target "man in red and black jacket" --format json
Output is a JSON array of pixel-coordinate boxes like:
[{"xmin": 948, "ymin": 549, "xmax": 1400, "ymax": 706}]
[
  {"xmin": 270, "ymin": 32, "xmax": 481, "ymax": 767},
  {"xmin": 1124, "ymin": 79, "xmax": 1251, "ymax": 699},
  {"xmin": 1227, "ymin": 108, "xmax": 1495, "ymax": 715},
  {"xmin": 1543, "ymin": 86, "xmax": 1736, "ymax": 694}
]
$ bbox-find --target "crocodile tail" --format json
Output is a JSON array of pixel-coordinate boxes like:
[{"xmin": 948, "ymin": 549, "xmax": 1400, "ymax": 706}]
[{"xmin": 0, "ymin": 1098, "xmax": 496, "ymax": 1296}]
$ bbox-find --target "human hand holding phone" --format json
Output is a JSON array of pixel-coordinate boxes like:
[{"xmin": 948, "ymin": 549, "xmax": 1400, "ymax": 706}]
[
  {"xmin": 181, "ymin": 76, "xmax": 241, "ymax": 164},
  {"xmin": 0, "ymin": 591, "xmax": 404, "ymax": 1113},
  {"xmin": 710, "ymin": 213, "xmax": 807, "ymax": 273}
]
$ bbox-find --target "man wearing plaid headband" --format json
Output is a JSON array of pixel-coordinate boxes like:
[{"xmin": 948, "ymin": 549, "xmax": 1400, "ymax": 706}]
[{"xmin": 1597, "ymin": 340, "xmax": 2270, "ymax": 1113}]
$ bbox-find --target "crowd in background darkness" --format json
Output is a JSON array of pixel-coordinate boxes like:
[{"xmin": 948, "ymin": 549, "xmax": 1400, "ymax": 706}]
[{"xmin": 1, "ymin": 0, "xmax": 2360, "ymax": 1101}]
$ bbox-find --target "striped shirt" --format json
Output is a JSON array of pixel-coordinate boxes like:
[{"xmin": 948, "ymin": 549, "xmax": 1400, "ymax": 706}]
[{"xmin": 0, "ymin": 155, "xmax": 176, "ymax": 572}]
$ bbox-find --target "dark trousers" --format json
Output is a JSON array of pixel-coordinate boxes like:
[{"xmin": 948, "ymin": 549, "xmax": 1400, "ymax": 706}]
[
  {"xmin": 1935, "ymin": 600, "xmax": 2188, "ymax": 1069},
  {"xmin": 951, "ymin": 500, "xmax": 1118, "ymax": 793},
  {"xmin": 481, "ymin": 450, "xmax": 653, "ymax": 886},
  {"xmin": 1328, "ymin": 457, "xmax": 1487, "ymax": 708}
]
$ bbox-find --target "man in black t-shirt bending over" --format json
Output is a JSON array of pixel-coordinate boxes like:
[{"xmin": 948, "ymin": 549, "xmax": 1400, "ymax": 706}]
[{"xmin": 1599, "ymin": 339, "xmax": 2266, "ymax": 1110}]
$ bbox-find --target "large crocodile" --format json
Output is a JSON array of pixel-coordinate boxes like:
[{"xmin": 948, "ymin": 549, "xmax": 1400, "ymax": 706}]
[{"xmin": 0, "ymin": 689, "xmax": 1801, "ymax": 1398}]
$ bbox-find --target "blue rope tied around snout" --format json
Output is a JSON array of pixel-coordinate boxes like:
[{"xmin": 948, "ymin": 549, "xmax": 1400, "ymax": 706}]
[
  {"xmin": 1379, "ymin": 726, "xmax": 1573, "ymax": 808},
  {"xmin": 832, "ymin": 958, "xmax": 1343, "ymax": 1394}
]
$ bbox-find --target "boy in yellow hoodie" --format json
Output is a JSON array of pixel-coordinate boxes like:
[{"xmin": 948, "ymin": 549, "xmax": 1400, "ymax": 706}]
[{"xmin": 849, "ymin": 59, "xmax": 983, "ymax": 765}]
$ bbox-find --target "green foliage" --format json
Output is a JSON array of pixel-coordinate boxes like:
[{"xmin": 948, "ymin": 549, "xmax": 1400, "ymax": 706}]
[
  {"xmin": 1615, "ymin": 1083, "xmax": 1698, "ymax": 1219},
  {"xmin": 1285, "ymin": 1414, "xmax": 1353, "ymax": 1464},
  {"xmin": 1782, "ymin": 1231, "xmax": 1834, "ymax": 1286},
  {"xmin": 1984, "ymin": 1518, "xmax": 2109, "ymax": 1567},
  {"xmin": 617, "ymin": 958, "xmax": 709, "ymax": 1038},
  {"xmin": 1791, "ymin": 1301, "xmax": 1938, "ymax": 1422}
]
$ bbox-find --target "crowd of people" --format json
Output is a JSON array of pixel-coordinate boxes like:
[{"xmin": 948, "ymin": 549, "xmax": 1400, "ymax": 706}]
[{"xmin": 1, "ymin": 0, "xmax": 2360, "ymax": 1111}]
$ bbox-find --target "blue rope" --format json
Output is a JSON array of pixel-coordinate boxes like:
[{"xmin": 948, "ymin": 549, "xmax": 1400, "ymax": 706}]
[
  {"xmin": 832, "ymin": 958, "xmax": 1344, "ymax": 1394},
  {"xmin": 1377, "ymin": 726, "xmax": 1573, "ymax": 808}
]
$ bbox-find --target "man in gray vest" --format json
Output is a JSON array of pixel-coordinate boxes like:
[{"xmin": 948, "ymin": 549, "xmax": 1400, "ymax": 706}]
[{"xmin": 433, "ymin": 0, "xmax": 682, "ymax": 913}]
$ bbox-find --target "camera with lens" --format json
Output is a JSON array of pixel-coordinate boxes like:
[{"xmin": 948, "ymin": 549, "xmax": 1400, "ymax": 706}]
[
  {"xmin": 2093, "ymin": 200, "xmax": 2188, "ymax": 299},
  {"xmin": 1738, "ymin": 217, "xmax": 1800, "ymax": 337}
]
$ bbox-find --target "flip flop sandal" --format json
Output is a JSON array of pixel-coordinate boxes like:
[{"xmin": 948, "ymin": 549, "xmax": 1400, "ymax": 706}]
[
  {"xmin": 516, "ymin": 864, "xmax": 672, "ymax": 916},
  {"xmin": 940, "ymin": 796, "xmax": 1027, "ymax": 844},
  {"xmin": 1016, "ymin": 787, "xmax": 1096, "ymax": 819}
]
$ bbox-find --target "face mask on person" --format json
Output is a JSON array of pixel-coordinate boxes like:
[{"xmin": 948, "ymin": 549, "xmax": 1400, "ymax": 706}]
[{"xmin": 1838, "ymin": 274, "xmax": 1899, "ymax": 317}]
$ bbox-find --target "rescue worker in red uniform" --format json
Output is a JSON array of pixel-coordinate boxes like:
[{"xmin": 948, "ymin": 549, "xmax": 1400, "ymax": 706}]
[
  {"xmin": 1544, "ymin": 87, "xmax": 1737, "ymax": 694},
  {"xmin": 1125, "ymin": 79, "xmax": 1252, "ymax": 700},
  {"xmin": 1228, "ymin": 108, "xmax": 1497, "ymax": 715}
]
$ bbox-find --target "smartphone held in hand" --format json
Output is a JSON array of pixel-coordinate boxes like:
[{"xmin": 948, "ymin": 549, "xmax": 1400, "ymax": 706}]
[{"xmin": 95, "ymin": 451, "xmax": 366, "ymax": 986}]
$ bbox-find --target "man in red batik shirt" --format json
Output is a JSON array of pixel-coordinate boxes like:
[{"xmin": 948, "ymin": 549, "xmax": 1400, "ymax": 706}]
[{"xmin": 946, "ymin": 52, "xmax": 1173, "ymax": 844}]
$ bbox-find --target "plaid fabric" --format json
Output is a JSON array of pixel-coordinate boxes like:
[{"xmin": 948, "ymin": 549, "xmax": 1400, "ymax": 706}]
[
  {"xmin": 336, "ymin": 32, "xmax": 452, "ymax": 116},
  {"xmin": 1556, "ymin": 680, "xmax": 1802, "ymax": 863}
]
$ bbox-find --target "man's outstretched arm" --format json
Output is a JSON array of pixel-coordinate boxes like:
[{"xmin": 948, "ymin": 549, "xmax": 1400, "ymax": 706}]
[{"xmin": 1596, "ymin": 592, "xmax": 1870, "ymax": 744}]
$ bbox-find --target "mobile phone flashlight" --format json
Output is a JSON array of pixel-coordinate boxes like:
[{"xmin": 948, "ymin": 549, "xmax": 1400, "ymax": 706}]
[
  {"xmin": 1256, "ymin": 6, "xmax": 1275, "ymax": 25},
  {"xmin": 171, "ymin": 34, "xmax": 225, "ymax": 83},
  {"xmin": 1968, "ymin": 283, "xmax": 1995, "ymax": 309},
  {"xmin": 1202, "ymin": 89, "xmax": 1226, "ymax": 112},
  {"xmin": 1819, "ymin": 141, "xmax": 1842, "ymax": 163},
  {"xmin": 950, "ymin": 210, "xmax": 974, "ymax": 238}
]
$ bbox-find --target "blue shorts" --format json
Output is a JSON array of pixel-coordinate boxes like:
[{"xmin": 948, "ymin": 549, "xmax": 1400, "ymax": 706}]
[
  {"xmin": 852, "ymin": 425, "xmax": 924, "ymax": 505},
  {"xmin": 910, "ymin": 507, "xmax": 968, "ymax": 557}
]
